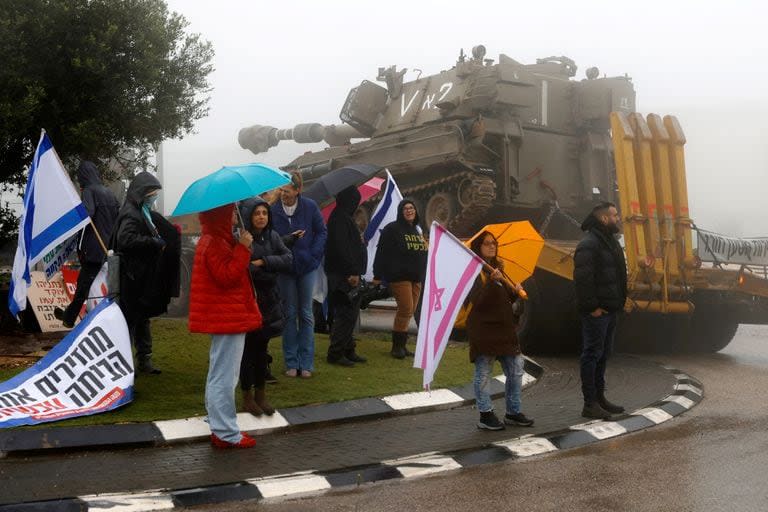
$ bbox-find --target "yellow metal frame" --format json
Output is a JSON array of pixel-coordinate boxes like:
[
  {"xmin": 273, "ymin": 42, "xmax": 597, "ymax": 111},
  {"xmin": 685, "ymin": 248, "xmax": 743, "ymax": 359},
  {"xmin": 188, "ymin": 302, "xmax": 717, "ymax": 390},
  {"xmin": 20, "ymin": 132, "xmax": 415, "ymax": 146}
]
[{"xmin": 532, "ymin": 112, "xmax": 768, "ymax": 311}]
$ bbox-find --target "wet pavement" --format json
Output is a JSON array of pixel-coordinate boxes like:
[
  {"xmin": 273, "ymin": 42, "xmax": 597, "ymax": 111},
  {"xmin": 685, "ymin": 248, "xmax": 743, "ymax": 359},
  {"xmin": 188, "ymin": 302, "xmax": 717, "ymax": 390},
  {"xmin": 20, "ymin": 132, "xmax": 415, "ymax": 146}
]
[
  {"xmin": 198, "ymin": 324, "xmax": 768, "ymax": 512},
  {"xmin": 0, "ymin": 354, "xmax": 673, "ymax": 505}
]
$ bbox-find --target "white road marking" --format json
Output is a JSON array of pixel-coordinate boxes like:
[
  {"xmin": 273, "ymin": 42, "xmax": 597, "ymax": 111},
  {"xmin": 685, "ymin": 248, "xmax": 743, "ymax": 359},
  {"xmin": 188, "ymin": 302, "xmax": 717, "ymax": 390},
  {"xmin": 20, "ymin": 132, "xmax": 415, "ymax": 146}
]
[
  {"xmin": 384, "ymin": 453, "xmax": 462, "ymax": 478},
  {"xmin": 494, "ymin": 436, "xmax": 558, "ymax": 457},
  {"xmin": 632, "ymin": 407, "xmax": 674, "ymax": 424},
  {"xmin": 381, "ymin": 389, "xmax": 463, "ymax": 410},
  {"xmin": 570, "ymin": 421, "xmax": 628, "ymax": 440},
  {"xmin": 80, "ymin": 490, "xmax": 174, "ymax": 511}
]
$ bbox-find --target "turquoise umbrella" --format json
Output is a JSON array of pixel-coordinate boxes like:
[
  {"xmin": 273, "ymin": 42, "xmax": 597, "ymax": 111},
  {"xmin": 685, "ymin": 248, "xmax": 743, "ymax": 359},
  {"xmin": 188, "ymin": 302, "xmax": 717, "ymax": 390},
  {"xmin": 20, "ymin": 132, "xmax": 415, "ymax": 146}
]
[{"xmin": 171, "ymin": 163, "xmax": 291, "ymax": 216}]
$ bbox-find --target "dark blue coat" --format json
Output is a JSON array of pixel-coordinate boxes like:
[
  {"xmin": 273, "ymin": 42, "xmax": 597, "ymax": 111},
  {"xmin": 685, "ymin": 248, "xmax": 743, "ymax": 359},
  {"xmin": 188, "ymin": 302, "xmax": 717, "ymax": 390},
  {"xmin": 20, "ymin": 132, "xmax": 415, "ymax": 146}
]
[
  {"xmin": 271, "ymin": 195, "xmax": 327, "ymax": 277},
  {"xmin": 77, "ymin": 161, "xmax": 119, "ymax": 263}
]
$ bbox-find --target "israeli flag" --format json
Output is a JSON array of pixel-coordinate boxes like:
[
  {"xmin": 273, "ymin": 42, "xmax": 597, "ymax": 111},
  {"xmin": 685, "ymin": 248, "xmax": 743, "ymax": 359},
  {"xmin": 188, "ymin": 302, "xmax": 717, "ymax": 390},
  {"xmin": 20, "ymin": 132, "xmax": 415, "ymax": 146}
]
[
  {"xmin": 363, "ymin": 170, "xmax": 403, "ymax": 281},
  {"xmin": 9, "ymin": 131, "xmax": 90, "ymax": 317}
]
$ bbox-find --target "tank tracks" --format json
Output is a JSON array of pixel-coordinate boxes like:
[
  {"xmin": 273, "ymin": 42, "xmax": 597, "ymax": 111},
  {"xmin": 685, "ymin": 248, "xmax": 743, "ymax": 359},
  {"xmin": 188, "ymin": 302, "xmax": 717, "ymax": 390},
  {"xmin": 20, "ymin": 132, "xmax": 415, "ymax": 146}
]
[{"xmin": 361, "ymin": 171, "xmax": 496, "ymax": 237}]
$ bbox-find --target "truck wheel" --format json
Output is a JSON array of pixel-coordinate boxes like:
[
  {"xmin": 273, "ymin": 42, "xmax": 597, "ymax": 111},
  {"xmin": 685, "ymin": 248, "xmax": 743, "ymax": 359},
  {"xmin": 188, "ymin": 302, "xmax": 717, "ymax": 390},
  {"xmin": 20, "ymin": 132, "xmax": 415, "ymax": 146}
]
[{"xmin": 425, "ymin": 192, "xmax": 456, "ymax": 227}]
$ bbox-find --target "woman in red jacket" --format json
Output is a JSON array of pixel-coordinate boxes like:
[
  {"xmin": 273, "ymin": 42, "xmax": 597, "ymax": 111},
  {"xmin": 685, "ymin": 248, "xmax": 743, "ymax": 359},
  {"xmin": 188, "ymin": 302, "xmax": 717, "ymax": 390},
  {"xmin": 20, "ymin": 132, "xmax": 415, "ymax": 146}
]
[{"xmin": 189, "ymin": 204, "xmax": 263, "ymax": 448}]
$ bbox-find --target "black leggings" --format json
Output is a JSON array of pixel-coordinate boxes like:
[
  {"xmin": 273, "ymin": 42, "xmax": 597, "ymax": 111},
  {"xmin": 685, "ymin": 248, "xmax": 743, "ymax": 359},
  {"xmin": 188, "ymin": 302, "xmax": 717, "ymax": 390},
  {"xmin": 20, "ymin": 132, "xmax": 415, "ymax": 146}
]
[{"xmin": 240, "ymin": 330, "xmax": 270, "ymax": 390}]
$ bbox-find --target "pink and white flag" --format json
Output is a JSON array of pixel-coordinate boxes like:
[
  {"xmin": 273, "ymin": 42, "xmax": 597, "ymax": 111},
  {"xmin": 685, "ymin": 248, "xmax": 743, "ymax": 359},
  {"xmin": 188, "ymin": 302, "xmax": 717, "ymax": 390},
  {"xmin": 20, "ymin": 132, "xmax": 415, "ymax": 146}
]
[{"xmin": 414, "ymin": 222, "xmax": 484, "ymax": 389}]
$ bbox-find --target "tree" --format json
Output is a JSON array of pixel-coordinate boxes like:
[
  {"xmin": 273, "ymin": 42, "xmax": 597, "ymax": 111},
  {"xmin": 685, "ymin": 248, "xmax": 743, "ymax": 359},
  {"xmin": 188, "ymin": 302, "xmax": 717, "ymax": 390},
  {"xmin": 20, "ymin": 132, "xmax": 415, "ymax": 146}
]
[{"xmin": 0, "ymin": 0, "xmax": 214, "ymax": 242}]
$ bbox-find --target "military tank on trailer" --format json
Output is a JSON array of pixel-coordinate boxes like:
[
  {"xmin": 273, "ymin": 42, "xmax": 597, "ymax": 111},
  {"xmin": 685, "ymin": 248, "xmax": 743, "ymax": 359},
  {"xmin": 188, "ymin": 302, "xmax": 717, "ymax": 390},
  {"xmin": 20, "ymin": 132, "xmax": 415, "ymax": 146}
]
[{"xmin": 238, "ymin": 45, "xmax": 768, "ymax": 353}]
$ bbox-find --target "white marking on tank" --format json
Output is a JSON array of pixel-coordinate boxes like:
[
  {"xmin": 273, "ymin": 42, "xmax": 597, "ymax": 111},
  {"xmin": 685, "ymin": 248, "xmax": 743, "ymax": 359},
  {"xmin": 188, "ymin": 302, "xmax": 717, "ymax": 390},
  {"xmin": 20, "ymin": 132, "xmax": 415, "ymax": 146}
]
[
  {"xmin": 400, "ymin": 90, "xmax": 421, "ymax": 117},
  {"xmin": 436, "ymin": 82, "xmax": 454, "ymax": 103},
  {"xmin": 422, "ymin": 92, "xmax": 436, "ymax": 110},
  {"xmin": 541, "ymin": 80, "xmax": 549, "ymax": 127}
]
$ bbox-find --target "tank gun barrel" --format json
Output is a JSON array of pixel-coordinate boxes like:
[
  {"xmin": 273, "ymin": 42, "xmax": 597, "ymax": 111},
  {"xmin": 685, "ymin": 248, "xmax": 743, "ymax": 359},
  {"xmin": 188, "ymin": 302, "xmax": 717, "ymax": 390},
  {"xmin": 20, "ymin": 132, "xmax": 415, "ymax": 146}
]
[{"xmin": 238, "ymin": 123, "xmax": 363, "ymax": 155}]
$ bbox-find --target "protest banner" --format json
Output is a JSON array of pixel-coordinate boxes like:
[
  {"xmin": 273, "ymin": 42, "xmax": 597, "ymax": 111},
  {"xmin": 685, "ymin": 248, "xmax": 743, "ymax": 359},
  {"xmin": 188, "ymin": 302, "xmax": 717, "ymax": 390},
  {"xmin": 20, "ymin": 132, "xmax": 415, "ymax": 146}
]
[
  {"xmin": 27, "ymin": 271, "xmax": 73, "ymax": 332},
  {"xmin": 0, "ymin": 299, "xmax": 133, "ymax": 428}
]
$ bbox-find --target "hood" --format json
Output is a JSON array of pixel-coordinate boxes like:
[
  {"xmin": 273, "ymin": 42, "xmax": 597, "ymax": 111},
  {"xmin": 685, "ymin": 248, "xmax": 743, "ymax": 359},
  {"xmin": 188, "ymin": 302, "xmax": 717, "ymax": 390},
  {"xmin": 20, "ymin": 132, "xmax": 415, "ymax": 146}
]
[
  {"xmin": 199, "ymin": 204, "xmax": 235, "ymax": 240},
  {"xmin": 238, "ymin": 197, "xmax": 272, "ymax": 234},
  {"xmin": 396, "ymin": 199, "xmax": 420, "ymax": 226},
  {"xmin": 126, "ymin": 172, "xmax": 161, "ymax": 206},
  {"xmin": 333, "ymin": 185, "xmax": 361, "ymax": 217},
  {"xmin": 77, "ymin": 161, "xmax": 102, "ymax": 188},
  {"xmin": 580, "ymin": 212, "xmax": 601, "ymax": 232}
]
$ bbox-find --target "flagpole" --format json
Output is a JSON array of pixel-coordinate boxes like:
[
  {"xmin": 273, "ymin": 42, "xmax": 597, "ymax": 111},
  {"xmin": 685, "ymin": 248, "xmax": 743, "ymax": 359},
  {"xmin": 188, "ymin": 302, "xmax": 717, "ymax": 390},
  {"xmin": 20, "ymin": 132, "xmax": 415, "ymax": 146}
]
[{"xmin": 43, "ymin": 130, "xmax": 110, "ymax": 257}]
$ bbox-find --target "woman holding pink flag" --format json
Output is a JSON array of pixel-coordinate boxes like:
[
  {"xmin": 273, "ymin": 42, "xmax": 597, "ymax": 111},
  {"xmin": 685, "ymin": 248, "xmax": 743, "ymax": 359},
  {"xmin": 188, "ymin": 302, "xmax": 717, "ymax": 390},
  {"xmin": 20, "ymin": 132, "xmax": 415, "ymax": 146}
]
[{"xmin": 465, "ymin": 231, "xmax": 534, "ymax": 431}]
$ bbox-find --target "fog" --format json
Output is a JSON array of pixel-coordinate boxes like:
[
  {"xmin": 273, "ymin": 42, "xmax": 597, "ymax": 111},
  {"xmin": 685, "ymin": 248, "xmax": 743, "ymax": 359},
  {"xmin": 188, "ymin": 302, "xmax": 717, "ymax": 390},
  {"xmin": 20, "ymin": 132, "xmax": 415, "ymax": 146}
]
[{"xmin": 161, "ymin": 0, "xmax": 767, "ymax": 236}]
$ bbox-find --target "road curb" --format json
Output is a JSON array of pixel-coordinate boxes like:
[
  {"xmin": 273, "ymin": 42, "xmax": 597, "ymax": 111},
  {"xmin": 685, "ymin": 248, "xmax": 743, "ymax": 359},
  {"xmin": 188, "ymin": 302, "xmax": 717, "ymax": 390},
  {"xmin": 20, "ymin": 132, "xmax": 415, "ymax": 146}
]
[
  {"xmin": 0, "ymin": 365, "xmax": 700, "ymax": 511},
  {"xmin": 0, "ymin": 358, "xmax": 544, "ymax": 456}
]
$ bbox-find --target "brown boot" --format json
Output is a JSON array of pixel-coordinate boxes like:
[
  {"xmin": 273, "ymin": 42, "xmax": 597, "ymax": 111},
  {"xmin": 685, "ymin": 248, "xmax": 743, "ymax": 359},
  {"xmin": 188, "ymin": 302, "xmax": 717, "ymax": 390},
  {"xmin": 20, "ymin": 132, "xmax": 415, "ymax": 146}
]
[
  {"xmin": 254, "ymin": 386, "xmax": 275, "ymax": 416},
  {"xmin": 242, "ymin": 387, "xmax": 263, "ymax": 416}
]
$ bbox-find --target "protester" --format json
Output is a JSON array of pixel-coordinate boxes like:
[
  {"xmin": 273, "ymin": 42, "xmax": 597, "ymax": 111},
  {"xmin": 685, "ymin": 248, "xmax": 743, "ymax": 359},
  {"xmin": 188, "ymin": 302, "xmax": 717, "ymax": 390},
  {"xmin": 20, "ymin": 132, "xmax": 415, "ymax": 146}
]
[
  {"xmin": 237, "ymin": 198, "xmax": 292, "ymax": 415},
  {"xmin": 271, "ymin": 172, "xmax": 327, "ymax": 378},
  {"xmin": 54, "ymin": 161, "xmax": 120, "ymax": 328},
  {"xmin": 110, "ymin": 172, "xmax": 180, "ymax": 374},
  {"xmin": 465, "ymin": 231, "xmax": 534, "ymax": 431},
  {"xmin": 325, "ymin": 185, "xmax": 367, "ymax": 366},
  {"xmin": 372, "ymin": 199, "xmax": 428, "ymax": 359},
  {"xmin": 189, "ymin": 203, "xmax": 262, "ymax": 448},
  {"xmin": 573, "ymin": 202, "xmax": 628, "ymax": 420}
]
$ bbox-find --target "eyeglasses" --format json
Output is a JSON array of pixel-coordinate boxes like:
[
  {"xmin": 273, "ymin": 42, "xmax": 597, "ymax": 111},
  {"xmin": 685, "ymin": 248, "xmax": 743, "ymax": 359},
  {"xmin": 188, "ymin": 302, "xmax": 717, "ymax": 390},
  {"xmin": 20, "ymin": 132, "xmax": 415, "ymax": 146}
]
[{"xmin": 402, "ymin": 206, "xmax": 416, "ymax": 212}]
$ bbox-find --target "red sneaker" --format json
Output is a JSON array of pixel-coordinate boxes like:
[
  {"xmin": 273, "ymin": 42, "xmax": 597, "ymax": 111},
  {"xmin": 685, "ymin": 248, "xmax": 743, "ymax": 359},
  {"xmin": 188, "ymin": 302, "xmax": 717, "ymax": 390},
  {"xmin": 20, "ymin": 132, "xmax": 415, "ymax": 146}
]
[{"xmin": 210, "ymin": 432, "xmax": 257, "ymax": 449}]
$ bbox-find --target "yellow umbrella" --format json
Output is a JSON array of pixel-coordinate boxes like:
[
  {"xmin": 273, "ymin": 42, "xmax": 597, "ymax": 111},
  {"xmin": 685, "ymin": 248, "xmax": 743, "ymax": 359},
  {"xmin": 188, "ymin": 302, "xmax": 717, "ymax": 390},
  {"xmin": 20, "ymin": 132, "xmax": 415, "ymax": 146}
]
[{"xmin": 465, "ymin": 221, "xmax": 545, "ymax": 298}]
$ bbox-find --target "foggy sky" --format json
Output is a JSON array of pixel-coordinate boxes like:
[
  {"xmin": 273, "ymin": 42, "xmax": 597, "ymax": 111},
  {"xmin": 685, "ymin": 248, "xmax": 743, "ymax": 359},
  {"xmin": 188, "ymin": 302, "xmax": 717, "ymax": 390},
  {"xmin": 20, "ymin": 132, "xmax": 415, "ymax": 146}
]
[{"xmin": 161, "ymin": 0, "xmax": 767, "ymax": 236}]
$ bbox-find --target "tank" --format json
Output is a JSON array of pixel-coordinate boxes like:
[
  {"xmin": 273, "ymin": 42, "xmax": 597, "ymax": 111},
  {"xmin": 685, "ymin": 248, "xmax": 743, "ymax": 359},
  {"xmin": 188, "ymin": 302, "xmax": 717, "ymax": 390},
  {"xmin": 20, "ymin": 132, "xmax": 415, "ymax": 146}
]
[
  {"xmin": 238, "ymin": 46, "xmax": 768, "ymax": 354},
  {"xmin": 239, "ymin": 47, "xmax": 635, "ymax": 239}
]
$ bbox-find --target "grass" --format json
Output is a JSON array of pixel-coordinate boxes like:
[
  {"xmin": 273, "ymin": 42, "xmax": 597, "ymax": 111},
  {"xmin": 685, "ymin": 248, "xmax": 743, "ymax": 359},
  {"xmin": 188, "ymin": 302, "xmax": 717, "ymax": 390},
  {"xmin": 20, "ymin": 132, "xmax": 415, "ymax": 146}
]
[{"xmin": 0, "ymin": 317, "xmax": 473, "ymax": 429}]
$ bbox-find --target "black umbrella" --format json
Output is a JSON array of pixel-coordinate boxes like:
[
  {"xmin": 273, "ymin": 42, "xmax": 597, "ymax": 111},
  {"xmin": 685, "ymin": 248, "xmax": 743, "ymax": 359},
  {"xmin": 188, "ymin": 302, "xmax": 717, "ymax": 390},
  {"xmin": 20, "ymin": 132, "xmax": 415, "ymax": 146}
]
[{"xmin": 303, "ymin": 164, "xmax": 382, "ymax": 207}]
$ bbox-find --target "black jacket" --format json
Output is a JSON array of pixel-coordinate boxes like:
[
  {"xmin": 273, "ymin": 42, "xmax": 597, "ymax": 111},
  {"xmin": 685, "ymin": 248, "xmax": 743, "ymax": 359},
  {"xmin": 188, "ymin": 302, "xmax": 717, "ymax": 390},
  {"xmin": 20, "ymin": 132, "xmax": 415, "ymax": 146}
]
[
  {"xmin": 110, "ymin": 172, "xmax": 180, "ymax": 322},
  {"xmin": 324, "ymin": 186, "xmax": 366, "ymax": 277},
  {"xmin": 239, "ymin": 198, "xmax": 293, "ymax": 338},
  {"xmin": 573, "ymin": 214, "xmax": 628, "ymax": 313},
  {"xmin": 373, "ymin": 199, "xmax": 428, "ymax": 283},
  {"xmin": 77, "ymin": 161, "xmax": 120, "ymax": 263}
]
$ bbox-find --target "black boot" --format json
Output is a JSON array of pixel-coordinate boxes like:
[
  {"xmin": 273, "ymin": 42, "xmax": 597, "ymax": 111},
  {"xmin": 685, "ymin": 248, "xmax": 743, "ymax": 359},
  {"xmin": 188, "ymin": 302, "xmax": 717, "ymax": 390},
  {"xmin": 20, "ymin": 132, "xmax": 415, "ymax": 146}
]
[
  {"xmin": 137, "ymin": 356, "xmax": 161, "ymax": 375},
  {"xmin": 401, "ymin": 334, "xmax": 414, "ymax": 357},
  {"xmin": 390, "ymin": 331, "xmax": 407, "ymax": 359},
  {"xmin": 598, "ymin": 392, "xmax": 625, "ymax": 414},
  {"xmin": 581, "ymin": 401, "xmax": 612, "ymax": 420}
]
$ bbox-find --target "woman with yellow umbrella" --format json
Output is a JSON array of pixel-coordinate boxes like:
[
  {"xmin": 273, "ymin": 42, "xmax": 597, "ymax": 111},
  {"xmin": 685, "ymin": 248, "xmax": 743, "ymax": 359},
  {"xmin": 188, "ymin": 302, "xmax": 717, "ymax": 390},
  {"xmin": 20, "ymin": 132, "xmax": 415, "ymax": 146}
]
[{"xmin": 463, "ymin": 222, "xmax": 543, "ymax": 430}]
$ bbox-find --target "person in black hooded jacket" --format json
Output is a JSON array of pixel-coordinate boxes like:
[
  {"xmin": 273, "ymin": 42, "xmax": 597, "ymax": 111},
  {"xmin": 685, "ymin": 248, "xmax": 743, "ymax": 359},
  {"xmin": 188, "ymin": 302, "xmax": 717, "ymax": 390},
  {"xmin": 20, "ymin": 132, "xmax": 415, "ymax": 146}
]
[
  {"xmin": 111, "ymin": 171, "xmax": 181, "ymax": 374},
  {"xmin": 373, "ymin": 199, "xmax": 428, "ymax": 358},
  {"xmin": 325, "ymin": 185, "xmax": 367, "ymax": 367},
  {"xmin": 573, "ymin": 201, "xmax": 628, "ymax": 420},
  {"xmin": 237, "ymin": 197, "xmax": 292, "ymax": 415},
  {"xmin": 54, "ymin": 161, "xmax": 120, "ymax": 327}
]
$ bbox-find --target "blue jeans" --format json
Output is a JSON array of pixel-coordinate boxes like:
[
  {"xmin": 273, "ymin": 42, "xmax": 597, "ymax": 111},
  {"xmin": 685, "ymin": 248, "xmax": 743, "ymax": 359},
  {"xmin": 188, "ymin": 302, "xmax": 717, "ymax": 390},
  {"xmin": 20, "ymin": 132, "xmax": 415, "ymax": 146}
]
[
  {"xmin": 206, "ymin": 333, "xmax": 245, "ymax": 443},
  {"xmin": 278, "ymin": 271, "xmax": 316, "ymax": 371},
  {"xmin": 580, "ymin": 311, "xmax": 617, "ymax": 404},
  {"xmin": 474, "ymin": 354, "xmax": 524, "ymax": 414}
]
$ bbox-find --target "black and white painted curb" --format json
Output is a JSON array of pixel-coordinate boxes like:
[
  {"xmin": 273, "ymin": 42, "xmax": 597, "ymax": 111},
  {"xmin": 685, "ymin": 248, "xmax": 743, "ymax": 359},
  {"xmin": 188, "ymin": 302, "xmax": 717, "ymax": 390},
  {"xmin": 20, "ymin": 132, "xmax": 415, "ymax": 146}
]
[
  {"xmin": 0, "ymin": 359, "xmax": 543, "ymax": 456},
  {"xmin": 1, "ymin": 366, "xmax": 701, "ymax": 511}
]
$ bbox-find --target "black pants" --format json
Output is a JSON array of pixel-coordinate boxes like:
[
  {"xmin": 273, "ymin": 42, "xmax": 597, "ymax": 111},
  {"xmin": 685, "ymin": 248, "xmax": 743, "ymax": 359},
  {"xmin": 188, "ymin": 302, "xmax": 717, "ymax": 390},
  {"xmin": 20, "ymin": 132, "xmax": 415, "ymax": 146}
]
[
  {"xmin": 129, "ymin": 317, "xmax": 153, "ymax": 360},
  {"xmin": 62, "ymin": 261, "xmax": 102, "ymax": 325},
  {"xmin": 579, "ymin": 312, "xmax": 617, "ymax": 404},
  {"xmin": 240, "ymin": 330, "xmax": 269, "ymax": 390},
  {"xmin": 327, "ymin": 283, "xmax": 360, "ymax": 361}
]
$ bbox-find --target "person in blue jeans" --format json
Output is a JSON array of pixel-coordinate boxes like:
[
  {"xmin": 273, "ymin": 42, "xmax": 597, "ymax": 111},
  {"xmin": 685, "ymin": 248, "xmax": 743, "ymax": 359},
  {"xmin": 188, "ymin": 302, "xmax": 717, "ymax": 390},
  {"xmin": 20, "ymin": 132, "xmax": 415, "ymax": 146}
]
[
  {"xmin": 271, "ymin": 172, "xmax": 327, "ymax": 378},
  {"xmin": 573, "ymin": 202, "xmax": 627, "ymax": 419},
  {"xmin": 465, "ymin": 231, "xmax": 534, "ymax": 431}
]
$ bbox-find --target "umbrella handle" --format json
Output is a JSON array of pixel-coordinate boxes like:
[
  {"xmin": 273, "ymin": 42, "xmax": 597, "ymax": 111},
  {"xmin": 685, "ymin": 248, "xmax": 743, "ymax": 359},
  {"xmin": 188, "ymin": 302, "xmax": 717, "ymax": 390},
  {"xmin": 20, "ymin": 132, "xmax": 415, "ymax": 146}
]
[{"xmin": 482, "ymin": 262, "xmax": 528, "ymax": 300}]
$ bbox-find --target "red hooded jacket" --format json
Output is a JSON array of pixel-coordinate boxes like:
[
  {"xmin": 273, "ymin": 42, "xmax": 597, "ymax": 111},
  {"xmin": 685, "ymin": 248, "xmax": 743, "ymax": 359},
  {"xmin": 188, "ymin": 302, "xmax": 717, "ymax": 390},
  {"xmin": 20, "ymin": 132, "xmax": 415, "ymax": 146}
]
[{"xmin": 189, "ymin": 204, "xmax": 263, "ymax": 334}]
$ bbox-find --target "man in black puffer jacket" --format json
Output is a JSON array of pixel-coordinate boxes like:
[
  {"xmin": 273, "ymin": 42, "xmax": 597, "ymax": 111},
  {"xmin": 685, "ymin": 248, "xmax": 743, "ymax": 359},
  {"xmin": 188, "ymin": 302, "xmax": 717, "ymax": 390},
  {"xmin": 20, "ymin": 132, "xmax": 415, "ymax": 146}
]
[
  {"xmin": 573, "ymin": 201, "xmax": 628, "ymax": 420},
  {"xmin": 325, "ymin": 185, "xmax": 367, "ymax": 367}
]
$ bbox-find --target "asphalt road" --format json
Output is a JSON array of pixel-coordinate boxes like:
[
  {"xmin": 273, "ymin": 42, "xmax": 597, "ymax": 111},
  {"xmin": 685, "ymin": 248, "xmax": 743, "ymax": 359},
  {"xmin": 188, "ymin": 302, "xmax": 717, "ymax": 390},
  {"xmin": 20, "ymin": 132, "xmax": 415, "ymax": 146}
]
[{"xmin": 199, "ymin": 323, "xmax": 768, "ymax": 512}]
